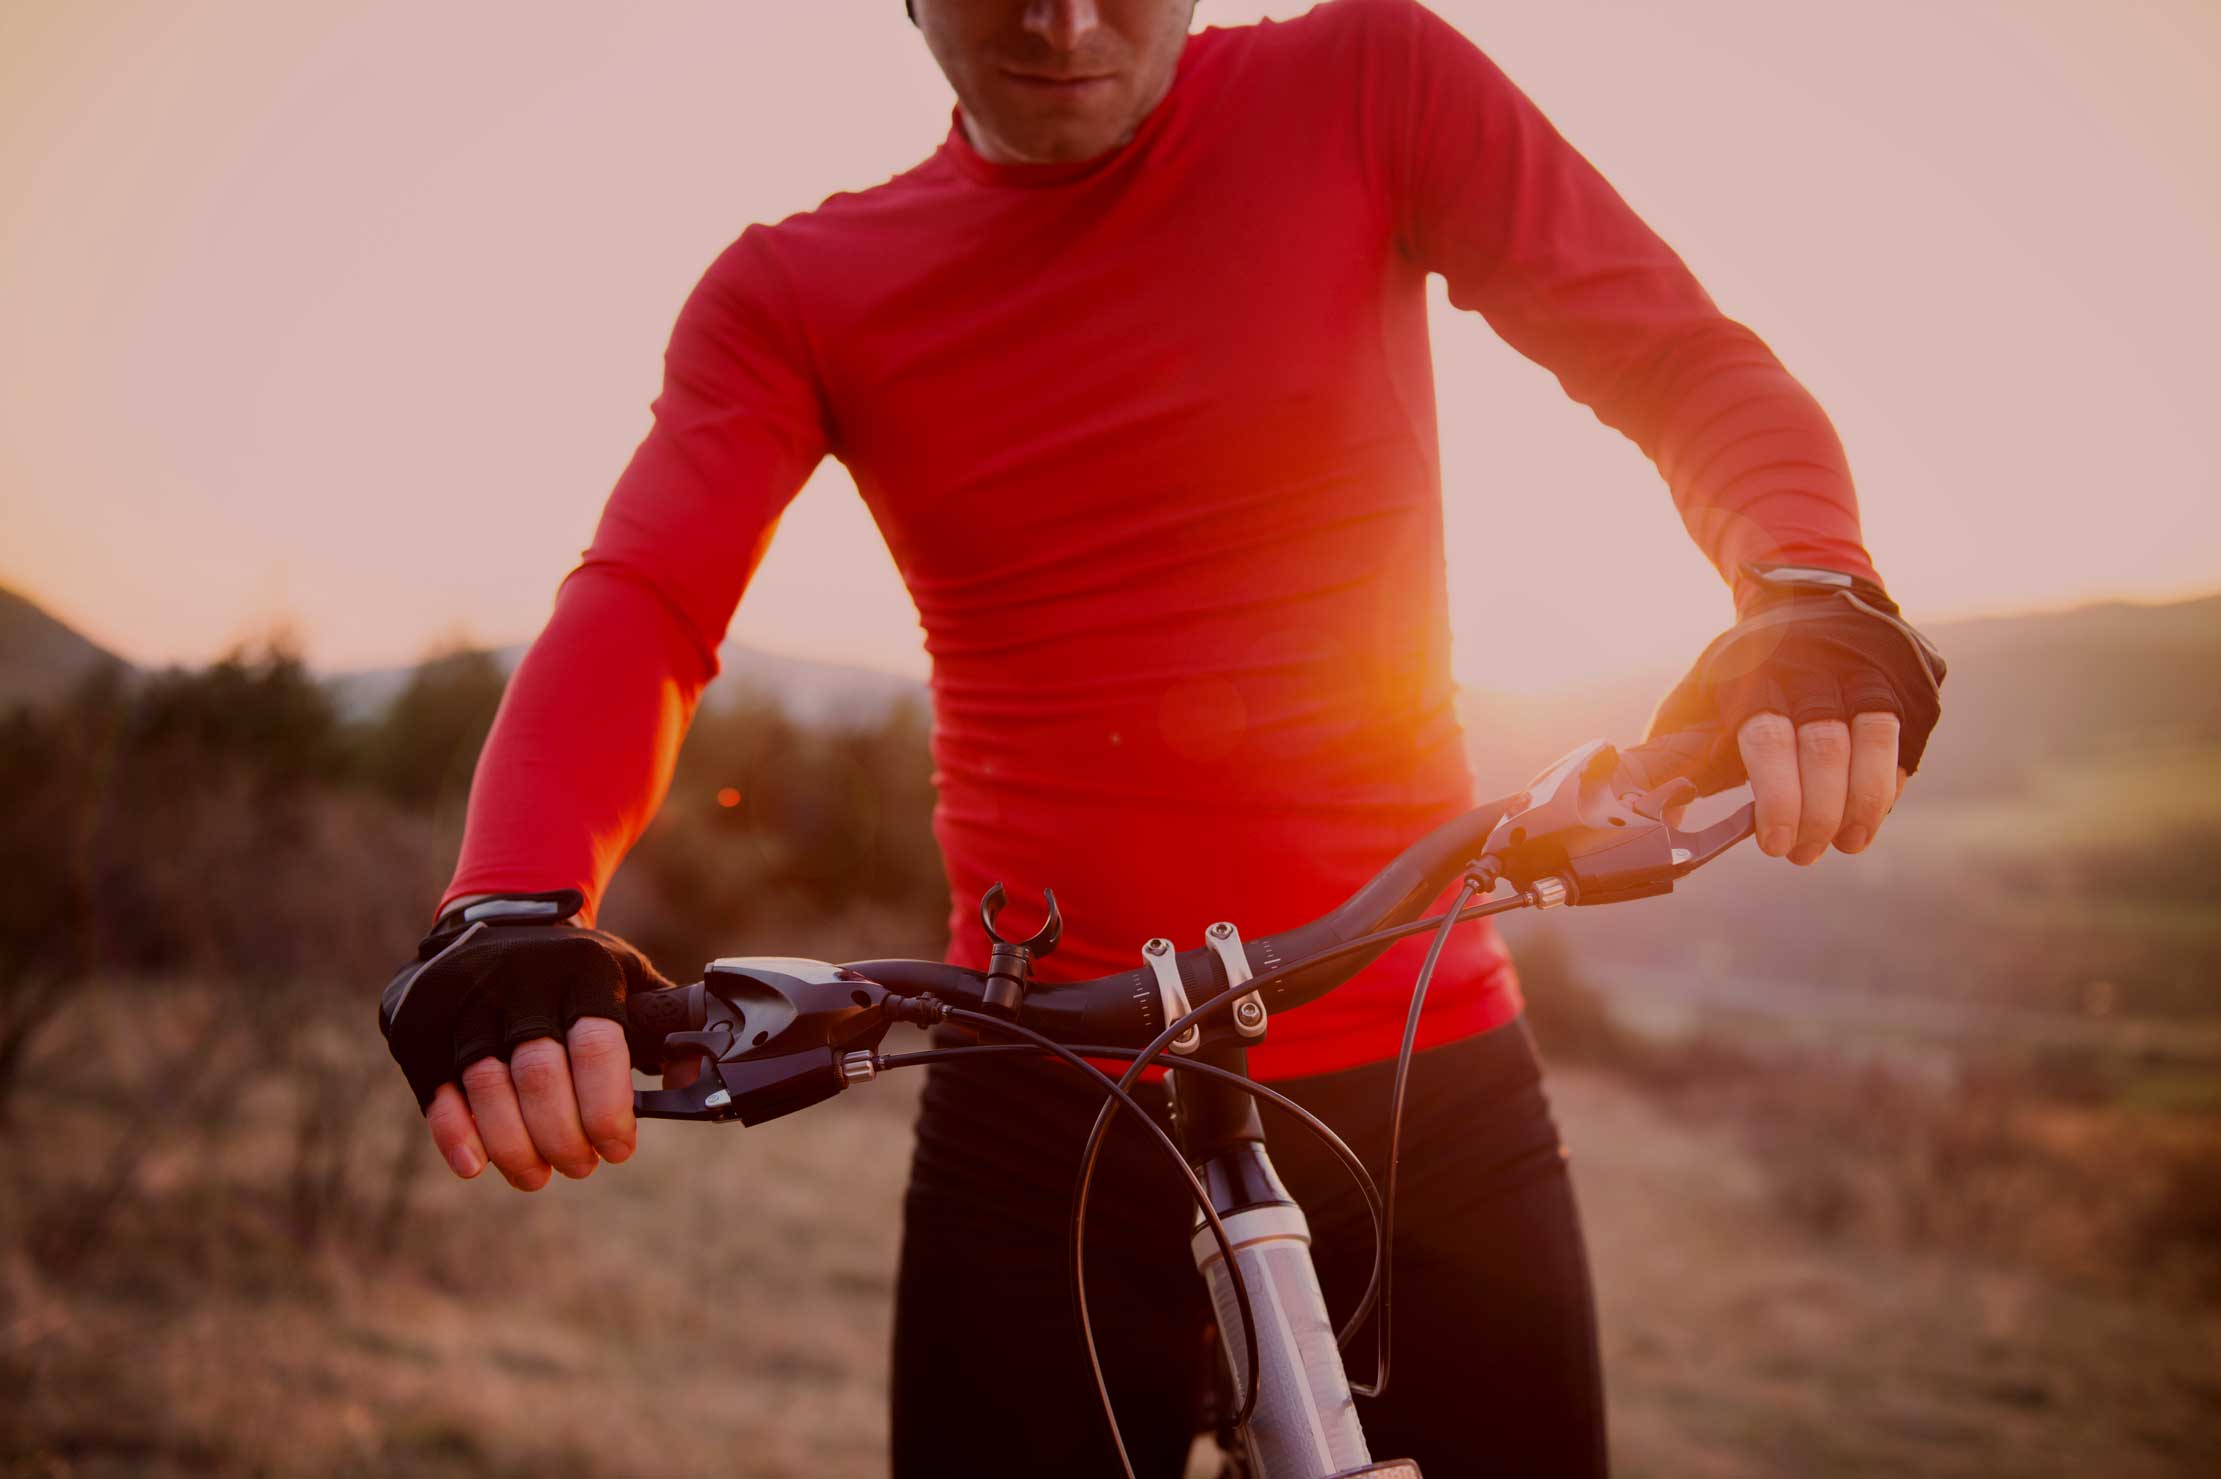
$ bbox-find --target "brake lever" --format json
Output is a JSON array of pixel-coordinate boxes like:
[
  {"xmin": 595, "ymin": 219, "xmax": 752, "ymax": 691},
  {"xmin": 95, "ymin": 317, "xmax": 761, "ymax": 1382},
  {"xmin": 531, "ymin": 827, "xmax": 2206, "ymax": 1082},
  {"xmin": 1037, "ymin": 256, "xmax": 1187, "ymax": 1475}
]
[
  {"xmin": 1480, "ymin": 740, "xmax": 1756, "ymax": 906},
  {"xmin": 633, "ymin": 958, "xmax": 896, "ymax": 1124}
]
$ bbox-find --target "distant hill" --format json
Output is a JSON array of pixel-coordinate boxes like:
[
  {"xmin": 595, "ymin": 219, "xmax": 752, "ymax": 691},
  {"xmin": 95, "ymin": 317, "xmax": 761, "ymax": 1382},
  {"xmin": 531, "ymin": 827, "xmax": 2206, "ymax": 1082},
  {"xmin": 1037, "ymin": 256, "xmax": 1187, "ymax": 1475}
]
[
  {"xmin": 0, "ymin": 581, "xmax": 925, "ymax": 729},
  {"xmin": 8, "ymin": 580, "xmax": 2218, "ymax": 787},
  {"xmin": 0, "ymin": 586, "xmax": 130, "ymax": 710},
  {"xmin": 1463, "ymin": 592, "xmax": 2221, "ymax": 1028},
  {"xmin": 328, "ymin": 639, "xmax": 926, "ymax": 728},
  {"xmin": 1917, "ymin": 594, "xmax": 2221, "ymax": 795},
  {"xmin": 1459, "ymin": 593, "xmax": 2221, "ymax": 800}
]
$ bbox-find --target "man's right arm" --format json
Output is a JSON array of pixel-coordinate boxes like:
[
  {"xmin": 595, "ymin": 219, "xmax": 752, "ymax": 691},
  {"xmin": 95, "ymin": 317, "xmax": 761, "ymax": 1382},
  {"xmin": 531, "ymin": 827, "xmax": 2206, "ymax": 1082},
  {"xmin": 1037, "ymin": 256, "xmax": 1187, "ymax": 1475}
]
[
  {"xmin": 410, "ymin": 227, "xmax": 830, "ymax": 1190},
  {"xmin": 443, "ymin": 227, "xmax": 830, "ymax": 925}
]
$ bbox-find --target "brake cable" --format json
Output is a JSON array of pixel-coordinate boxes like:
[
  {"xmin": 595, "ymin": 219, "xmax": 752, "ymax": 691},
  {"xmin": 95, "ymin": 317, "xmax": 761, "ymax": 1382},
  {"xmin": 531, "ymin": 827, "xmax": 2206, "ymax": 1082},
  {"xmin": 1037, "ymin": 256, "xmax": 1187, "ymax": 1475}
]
[
  {"xmin": 1355, "ymin": 874, "xmax": 1481, "ymax": 1400},
  {"xmin": 875, "ymin": 1047, "xmax": 1385, "ymax": 1253},
  {"xmin": 935, "ymin": 1006, "xmax": 1262, "ymax": 1479},
  {"xmin": 877, "ymin": 1041, "xmax": 1388, "ymax": 1463},
  {"xmin": 1065, "ymin": 887, "xmax": 1535, "ymax": 1439}
]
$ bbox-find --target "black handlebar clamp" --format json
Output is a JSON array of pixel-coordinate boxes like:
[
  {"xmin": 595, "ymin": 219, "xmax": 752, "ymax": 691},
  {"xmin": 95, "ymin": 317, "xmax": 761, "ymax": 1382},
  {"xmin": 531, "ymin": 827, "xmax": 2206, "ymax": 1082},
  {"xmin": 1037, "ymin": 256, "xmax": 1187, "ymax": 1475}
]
[{"xmin": 978, "ymin": 882, "xmax": 1061, "ymax": 1017}]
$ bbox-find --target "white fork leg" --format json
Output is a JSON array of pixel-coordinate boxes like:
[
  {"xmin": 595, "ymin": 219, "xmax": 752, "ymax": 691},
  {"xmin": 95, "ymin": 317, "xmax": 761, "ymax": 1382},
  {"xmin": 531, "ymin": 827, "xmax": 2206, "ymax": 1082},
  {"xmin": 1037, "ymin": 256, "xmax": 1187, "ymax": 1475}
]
[{"xmin": 1192, "ymin": 1203, "xmax": 1372, "ymax": 1479}]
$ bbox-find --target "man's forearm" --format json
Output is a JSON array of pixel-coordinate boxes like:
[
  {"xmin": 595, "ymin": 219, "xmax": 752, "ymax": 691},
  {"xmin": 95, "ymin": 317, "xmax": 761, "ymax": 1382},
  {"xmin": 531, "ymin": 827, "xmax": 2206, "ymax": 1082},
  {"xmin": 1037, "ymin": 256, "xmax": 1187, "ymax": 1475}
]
[
  {"xmin": 1631, "ymin": 319, "xmax": 1882, "ymax": 613},
  {"xmin": 439, "ymin": 562, "xmax": 716, "ymax": 926}
]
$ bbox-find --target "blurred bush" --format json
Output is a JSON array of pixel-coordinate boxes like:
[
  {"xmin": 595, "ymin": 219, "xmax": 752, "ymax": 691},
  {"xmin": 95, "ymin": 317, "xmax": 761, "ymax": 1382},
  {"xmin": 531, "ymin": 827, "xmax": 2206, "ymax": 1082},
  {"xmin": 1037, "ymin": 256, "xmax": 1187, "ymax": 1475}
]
[
  {"xmin": 612, "ymin": 688, "xmax": 944, "ymax": 971},
  {"xmin": 354, "ymin": 646, "xmax": 507, "ymax": 811},
  {"xmin": 1518, "ymin": 920, "xmax": 2219, "ymax": 1298},
  {"xmin": 1725, "ymin": 1056, "xmax": 2221, "ymax": 1299},
  {"xmin": 0, "ymin": 639, "xmax": 946, "ymax": 1274}
]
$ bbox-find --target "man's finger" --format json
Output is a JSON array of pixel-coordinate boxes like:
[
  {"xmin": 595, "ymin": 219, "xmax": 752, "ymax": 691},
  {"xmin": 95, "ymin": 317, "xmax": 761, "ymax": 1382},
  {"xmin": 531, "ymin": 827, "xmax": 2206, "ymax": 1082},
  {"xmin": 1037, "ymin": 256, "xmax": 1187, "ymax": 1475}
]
[
  {"xmin": 462, "ymin": 1054, "xmax": 552, "ymax": 1191},
  {"xmin": 1789, "ymin": 719, "xmax": 1851, "ymax": 865},
  {"xmin": 567, "ymin": 1018, "xmax": 637, "ymax": 1165},
  {"xmin": 1838, "ymin": 712, "xmax": 1901, "ymax": 853},
  {"xmin": 509, "ymin": 1035, "xmax": 599, "ymax": 1180},
  {"xmin": 1737, "ymin": 712, "xmax": 1802, "ymax": 857},
  {"xmin": 424, "ymin": 1082, "xmax": 487, "ymax": 1180}
]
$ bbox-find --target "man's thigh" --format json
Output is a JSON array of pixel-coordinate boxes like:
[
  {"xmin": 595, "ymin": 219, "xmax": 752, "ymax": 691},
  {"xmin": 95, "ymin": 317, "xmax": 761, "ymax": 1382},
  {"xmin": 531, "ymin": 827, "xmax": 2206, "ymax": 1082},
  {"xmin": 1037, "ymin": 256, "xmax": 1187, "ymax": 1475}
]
[
  {"xmin": 889, "ymin": 1021, "xmax": 1606, "ymax": 1478},
  {"xmin": 889, "ymin": 1045, "xmax": 1211, "ymax": 1478},
  {"xmin": 1277, "ymin": 1023, "xmax": 1610, "ymax": 1478}
]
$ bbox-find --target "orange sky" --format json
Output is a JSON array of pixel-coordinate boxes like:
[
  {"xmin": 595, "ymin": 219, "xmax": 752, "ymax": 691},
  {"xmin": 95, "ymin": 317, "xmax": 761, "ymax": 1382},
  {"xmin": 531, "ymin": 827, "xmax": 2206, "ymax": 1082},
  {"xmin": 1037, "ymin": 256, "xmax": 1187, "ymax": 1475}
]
[{"xmin": 4, "ymin": 0, "xmax": 2216, "ymax": 692}]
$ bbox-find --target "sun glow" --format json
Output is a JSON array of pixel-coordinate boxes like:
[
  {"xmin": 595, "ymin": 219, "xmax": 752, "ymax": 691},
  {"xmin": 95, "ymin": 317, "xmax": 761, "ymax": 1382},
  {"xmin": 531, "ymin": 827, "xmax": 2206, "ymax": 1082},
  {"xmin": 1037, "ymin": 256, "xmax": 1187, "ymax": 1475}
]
[{"xmin": 0, "ymin": 2, "xmax": 2213, "ymax": 691}]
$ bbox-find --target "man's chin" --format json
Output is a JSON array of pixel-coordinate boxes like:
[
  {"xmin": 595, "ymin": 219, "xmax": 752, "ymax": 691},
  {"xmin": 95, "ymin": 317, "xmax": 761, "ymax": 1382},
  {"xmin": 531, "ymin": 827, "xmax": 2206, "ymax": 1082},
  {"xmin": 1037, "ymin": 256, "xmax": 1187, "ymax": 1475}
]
[{"xmin": 978, "ymin": 108, "xmax": 1132, "ymax": 166}]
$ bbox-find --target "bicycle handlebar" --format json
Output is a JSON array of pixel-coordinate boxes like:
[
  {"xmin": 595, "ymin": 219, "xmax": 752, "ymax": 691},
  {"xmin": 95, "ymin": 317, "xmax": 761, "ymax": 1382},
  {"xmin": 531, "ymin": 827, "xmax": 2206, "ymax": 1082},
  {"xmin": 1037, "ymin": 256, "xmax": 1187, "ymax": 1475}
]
[{"xmin": 613, "ymin": 737, "xmax": 1756, "ymax": 1124}]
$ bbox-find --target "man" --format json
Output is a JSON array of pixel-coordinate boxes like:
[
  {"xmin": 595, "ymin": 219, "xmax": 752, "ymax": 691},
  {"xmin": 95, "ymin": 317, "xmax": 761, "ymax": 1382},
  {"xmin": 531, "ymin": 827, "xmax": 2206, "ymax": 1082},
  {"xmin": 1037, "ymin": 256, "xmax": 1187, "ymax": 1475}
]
[{"xmin": 381, "ymin": 2, "xmax": 1944, "ymax": 1473}]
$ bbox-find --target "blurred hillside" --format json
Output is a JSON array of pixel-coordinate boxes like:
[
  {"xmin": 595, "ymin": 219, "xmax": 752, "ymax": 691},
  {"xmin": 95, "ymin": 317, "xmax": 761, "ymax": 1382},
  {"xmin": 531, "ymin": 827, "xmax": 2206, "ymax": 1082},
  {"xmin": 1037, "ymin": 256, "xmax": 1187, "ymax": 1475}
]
[
  {"xmin": 1464, "ymin": 603, "xmax": 2221, "ymax": 1069},
  {"xmin": 327, "ymin": 635, "xmax": 925, "ymax": 729},
  {"xmin": 0, "ymin": 583, "xmax": 923, "ymax": 731},
  {"xmin": 8, "ymin": 577, "xmax": 2218, "ymax": 1030},
  {"xmin": 1460, "ymin": 592, "xmax": 2221, "ymax": 800},
  {"xmin": 16, "ymin": 579, "xmax": 2220, "ymax": 800},
  {"xmin": 0, "ymin": 586, "xmax": 130, "ymax": 710}
]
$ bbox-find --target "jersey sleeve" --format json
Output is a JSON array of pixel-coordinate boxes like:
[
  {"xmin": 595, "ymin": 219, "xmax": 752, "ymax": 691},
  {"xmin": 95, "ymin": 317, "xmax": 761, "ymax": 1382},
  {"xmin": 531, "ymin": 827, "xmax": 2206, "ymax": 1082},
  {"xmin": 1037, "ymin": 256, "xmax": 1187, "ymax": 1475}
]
[
  {"xmin": 440, "ymin": 228, "xmax": 830, "ymax": 923},
  {"xmin": 1361, "ymin": 0, "xmax": 1881, "ymax": 610}
]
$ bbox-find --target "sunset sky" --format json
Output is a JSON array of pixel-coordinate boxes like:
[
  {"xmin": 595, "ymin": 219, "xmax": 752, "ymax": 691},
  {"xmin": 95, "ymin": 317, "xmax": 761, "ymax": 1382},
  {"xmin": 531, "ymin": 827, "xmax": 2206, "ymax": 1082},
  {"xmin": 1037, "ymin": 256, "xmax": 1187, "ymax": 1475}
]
[{"xmin": 4, "ymin": 0, "xmax": 2216, "ymax": 693}]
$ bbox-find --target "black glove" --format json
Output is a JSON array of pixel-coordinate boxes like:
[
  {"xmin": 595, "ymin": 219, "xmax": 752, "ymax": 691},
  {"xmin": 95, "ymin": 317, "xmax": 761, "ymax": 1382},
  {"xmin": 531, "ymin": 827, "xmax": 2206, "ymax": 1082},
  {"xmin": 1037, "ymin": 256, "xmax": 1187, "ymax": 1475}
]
[
  {"xmin": 378, "ymin": 890, "xmax": 675, "ymax": 1111},
  {"xmin": 1628, "ymin": 564, "xmax": 1947, "ymax": 796}
]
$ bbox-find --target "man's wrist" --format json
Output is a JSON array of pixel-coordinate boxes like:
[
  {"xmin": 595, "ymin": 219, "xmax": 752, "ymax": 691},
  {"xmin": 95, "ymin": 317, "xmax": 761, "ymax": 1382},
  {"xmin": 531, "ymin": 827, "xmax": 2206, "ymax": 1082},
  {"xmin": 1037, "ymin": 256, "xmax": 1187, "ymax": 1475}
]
[
  {"xmin": 430, "ymin": 889, "xmax": 587, "ymax": 937},
  {"xmin": 1720, "ymin": 562, "xmax": 1949, "ymax": 719},
  {"xmin": 1739, "ymin": 561, "xmax": 1901, "ymax": 617}
]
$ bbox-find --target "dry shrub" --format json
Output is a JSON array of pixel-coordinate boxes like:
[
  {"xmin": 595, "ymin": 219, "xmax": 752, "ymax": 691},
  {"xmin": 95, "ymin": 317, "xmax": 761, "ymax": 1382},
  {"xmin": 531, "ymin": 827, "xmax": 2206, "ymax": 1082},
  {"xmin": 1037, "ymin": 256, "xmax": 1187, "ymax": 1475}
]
[
  {"xmin": 1519, "ymin": 930, "xmax": 2221, "ymax": 1297},
  {"xmin": 609, "ymin": 689, "xmax": 945, "ymax": 972},
  {"xmin": 12, "ymin": 767, "xmax": 457, "ymax": 1273},
  {"xmin": 1519, "ymin": 928, "xmax": 1761, "ymax": 1093},
  {"xmin": 1510, "ymin": 928, "xmax": 2221, "ymax": 1296},
  {"xmin": 1632, "ymin": 1046, "xmax": 2221, "ymax": 1300}
]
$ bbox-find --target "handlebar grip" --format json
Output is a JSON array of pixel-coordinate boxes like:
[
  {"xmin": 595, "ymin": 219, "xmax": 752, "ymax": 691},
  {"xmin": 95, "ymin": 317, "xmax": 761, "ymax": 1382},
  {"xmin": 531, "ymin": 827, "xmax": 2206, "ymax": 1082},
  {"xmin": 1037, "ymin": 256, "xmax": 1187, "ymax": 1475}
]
[
  {"xmin": 623, "ymin": 984, "xmax": 704, "ymax": 1074},
  {"xmin": 1620, "ymin": 722, "xmax": 1736, "ymax": 798}
]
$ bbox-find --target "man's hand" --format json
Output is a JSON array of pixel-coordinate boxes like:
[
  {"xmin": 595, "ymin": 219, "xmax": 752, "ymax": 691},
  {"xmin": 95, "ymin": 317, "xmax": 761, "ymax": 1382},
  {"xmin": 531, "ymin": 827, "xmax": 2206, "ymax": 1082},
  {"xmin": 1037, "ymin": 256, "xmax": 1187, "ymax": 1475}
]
[
  {"xmin": 425, "ymin": 1020, "xmax": 635, "ymax": 1188},
  {"xmin": 1735, "ymin": 711, "xmax": 1908, "ymax": 865},
  {"xmin": 379, "ymin": 898, "xmax": 673, "ymax": 1190},
  {"xmin": 1643, "ymin": 566, "xmax": 1946, "ymax": 860}
]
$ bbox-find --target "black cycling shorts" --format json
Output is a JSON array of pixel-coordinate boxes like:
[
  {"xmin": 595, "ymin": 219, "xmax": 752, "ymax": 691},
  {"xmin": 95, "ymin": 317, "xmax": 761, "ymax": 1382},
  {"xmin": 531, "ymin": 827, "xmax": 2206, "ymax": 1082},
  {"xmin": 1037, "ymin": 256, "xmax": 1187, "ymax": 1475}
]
[{"xmin": 889, "ymin": 1017, "xmax": 1608, "ymax": 1477}]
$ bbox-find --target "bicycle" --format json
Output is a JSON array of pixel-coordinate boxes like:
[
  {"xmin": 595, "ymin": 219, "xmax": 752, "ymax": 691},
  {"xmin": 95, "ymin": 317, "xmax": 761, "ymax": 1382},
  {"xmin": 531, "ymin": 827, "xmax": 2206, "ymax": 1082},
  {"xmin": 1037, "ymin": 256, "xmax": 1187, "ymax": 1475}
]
[{"xmin": 388, "ymin": 737, "xmax": 1754, "ymax": 1478}]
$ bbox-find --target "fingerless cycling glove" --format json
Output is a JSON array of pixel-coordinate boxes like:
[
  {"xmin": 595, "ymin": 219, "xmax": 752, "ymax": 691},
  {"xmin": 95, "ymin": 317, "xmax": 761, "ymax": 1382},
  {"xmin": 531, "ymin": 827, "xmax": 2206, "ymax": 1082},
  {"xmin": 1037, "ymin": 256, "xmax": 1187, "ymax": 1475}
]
[
  {"xmin": 378, "ymin": 890, "xmax": 675, "ymax": 1110},
  {"xmin": 1638, "ymin": 564, "xmax": 1948, "ymax": 795}
]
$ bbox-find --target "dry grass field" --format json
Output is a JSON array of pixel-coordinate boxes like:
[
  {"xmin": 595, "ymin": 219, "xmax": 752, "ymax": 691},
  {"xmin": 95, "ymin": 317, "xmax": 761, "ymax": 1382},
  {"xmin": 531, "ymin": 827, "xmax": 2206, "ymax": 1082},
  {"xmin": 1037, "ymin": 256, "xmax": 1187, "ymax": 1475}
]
[{"xmin": 5, "ymin": 984, "xmax": 2214, "ymax": 1478}]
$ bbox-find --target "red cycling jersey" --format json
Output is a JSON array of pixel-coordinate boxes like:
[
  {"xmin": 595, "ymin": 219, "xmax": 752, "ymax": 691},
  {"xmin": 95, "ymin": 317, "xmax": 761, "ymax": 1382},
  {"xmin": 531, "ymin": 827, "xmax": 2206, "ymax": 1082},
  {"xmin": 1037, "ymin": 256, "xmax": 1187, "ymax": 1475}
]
[{"xmin": 444, "ymin": 0, "xmax": 1878, "ymax": 1080}]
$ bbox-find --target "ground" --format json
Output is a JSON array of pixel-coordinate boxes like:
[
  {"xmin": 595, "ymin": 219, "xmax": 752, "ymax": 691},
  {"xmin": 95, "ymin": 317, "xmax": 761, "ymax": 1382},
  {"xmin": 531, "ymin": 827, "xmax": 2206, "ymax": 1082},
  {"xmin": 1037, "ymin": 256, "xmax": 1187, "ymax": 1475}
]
[{"xmin": 7, "ymin": 1046, "xmax": 2213, "ymax": 1477}]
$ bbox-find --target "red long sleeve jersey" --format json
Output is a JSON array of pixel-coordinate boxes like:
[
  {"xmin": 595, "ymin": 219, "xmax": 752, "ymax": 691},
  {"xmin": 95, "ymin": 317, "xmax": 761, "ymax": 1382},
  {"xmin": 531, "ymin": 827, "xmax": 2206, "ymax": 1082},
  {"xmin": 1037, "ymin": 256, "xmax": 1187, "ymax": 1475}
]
[{"xmin": 446, "ymin": 0, "xmax": 1879, "ymax": 1080}]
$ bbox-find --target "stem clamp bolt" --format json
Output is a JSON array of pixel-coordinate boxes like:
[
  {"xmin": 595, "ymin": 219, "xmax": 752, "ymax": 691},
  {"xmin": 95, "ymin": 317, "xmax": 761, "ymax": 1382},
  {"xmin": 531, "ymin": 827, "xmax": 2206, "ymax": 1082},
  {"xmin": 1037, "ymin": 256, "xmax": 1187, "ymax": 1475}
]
[
  {"xmin": 1206, "ymin": 921, "xmax": 1267, "ymax": 1040},
  {"xmin": 1143, "ymin": 937, "xmax": 1202, "ymax": 1054}
]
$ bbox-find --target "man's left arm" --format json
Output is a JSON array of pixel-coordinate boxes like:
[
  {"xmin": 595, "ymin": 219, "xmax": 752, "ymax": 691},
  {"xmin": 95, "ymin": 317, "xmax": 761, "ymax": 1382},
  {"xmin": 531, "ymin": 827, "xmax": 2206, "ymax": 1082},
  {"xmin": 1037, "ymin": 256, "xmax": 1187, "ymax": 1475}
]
[{"xmin": 1363, "ymin": 0, "xmax": 1943, "ymax": 863}]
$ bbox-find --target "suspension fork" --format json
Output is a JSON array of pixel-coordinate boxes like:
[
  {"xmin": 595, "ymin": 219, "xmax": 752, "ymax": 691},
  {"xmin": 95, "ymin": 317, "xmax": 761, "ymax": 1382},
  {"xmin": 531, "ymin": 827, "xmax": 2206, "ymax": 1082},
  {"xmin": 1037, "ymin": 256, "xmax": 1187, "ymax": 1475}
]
[{"xmin": 1174, "ymin": 1033, "xmax": 1419, "ymax": 1479}]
